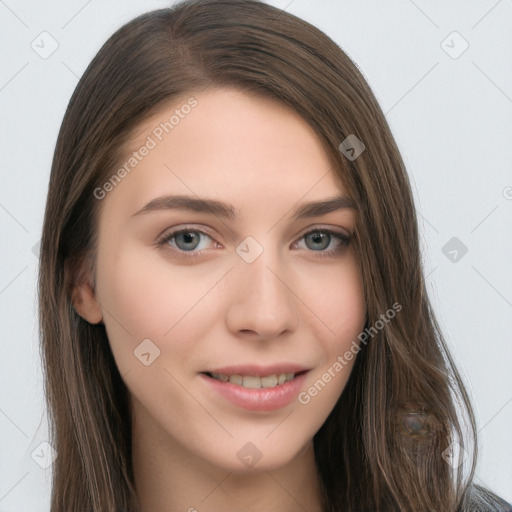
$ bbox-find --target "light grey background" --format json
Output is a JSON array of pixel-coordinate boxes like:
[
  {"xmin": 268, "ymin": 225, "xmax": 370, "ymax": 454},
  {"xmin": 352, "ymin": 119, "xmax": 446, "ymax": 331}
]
[{"xmin": 0, "ymin": 0, "xmax": 511, "ymax": 510}]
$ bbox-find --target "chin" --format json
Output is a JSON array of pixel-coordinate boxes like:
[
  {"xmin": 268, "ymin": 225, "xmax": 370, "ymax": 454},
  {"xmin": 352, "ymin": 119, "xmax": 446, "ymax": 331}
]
[{"xmin": 197, "ymin": 434, "xmax": 314, "ymax": 475}]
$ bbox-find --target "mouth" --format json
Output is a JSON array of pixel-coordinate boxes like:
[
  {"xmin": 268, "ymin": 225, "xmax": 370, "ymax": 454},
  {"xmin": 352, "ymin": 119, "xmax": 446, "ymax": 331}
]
[
  {"xmin": 201, "ymin": 370, "xmax": 309, "ymax": 389},
  {"xmin": 199, "ymin": 367, "xmax": 311, "ymax": 412}
]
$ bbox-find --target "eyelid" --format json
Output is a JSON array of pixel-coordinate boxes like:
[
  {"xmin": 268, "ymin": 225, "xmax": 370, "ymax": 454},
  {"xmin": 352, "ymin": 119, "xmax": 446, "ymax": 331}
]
[
  {"xmin": 155, "ymin": 224, "xmax": 220, "ymax": 244},
  {"xmin": 297, "ymin": 225, "xmax": 351, "ymax": 240}
]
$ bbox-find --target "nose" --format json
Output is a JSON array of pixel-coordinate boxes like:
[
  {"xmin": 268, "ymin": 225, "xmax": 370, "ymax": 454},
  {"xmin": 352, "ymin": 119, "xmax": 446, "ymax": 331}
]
[{"xmin": 225, "ymin": 244, "xmax": 299, "ymax": 340}]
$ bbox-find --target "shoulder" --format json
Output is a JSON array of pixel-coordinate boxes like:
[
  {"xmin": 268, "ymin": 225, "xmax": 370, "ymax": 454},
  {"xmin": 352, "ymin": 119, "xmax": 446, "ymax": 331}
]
[{"xmin": 462, "ymin": 484, "xmax": 512, "ymax": 512}]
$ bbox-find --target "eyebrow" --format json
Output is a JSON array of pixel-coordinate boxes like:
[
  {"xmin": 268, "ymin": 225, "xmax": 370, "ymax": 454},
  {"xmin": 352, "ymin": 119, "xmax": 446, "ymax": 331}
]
[{"xmin": 131, "ymin": 194, "xmax": 357, "ymax": 220}]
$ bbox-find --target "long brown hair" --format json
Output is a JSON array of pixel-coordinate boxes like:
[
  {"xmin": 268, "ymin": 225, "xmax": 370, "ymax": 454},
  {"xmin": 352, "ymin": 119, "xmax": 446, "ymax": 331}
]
[{"xmin": 38, "ymin": 1, "xmax": 510, "ymax": 510}]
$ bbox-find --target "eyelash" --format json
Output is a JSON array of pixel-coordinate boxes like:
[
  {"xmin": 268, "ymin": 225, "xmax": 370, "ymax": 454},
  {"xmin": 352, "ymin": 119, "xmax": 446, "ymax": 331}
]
[{"xmin": 155, "ymin": 226, "xmax": 351, "ymax": 260}]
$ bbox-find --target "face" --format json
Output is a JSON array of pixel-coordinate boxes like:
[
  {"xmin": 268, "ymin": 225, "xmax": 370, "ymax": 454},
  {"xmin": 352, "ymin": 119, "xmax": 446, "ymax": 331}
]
[{"xmin": 77, "ymin": 88, "xmax": 366, "ymax": 473}]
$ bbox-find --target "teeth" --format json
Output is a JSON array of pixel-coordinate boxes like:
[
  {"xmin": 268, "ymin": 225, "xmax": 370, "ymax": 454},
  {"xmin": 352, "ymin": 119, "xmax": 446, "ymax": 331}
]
[
  {"xmin": 243, "ymin": 376, "xmax": 261, "ymax": 389},
  {"xmin": 229, "ymin": 374, "xmax": 242, "ymax": 386},
  {"xmin": 210, "ymin": 372, "xmax": 296, "ymax": 388},
  {"xmin": 261, "ymin": 374, "xmax": 277, "ymax": 387}
]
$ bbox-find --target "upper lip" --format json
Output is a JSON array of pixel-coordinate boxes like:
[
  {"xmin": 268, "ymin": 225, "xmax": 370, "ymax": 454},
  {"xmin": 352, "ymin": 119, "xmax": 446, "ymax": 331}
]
[{"xmin": 202, "ymin": 364, "xmax": 311, "ymax": 377}]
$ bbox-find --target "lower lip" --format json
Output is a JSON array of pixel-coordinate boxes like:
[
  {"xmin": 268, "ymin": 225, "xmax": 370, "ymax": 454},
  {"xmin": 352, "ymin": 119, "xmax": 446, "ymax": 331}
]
[{"xmin": 199, "ymin": 372, "xmax": 309, "ymax": 412}]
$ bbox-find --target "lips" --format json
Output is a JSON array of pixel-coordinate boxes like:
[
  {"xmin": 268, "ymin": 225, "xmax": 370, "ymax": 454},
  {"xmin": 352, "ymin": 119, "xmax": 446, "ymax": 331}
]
[
  {"xmin": 198, "ymin": 363, "xmax": 310, "ymax": 410},
  {"xmin": 200, "ymin": 369, "xmax": 310, "ymax": 411}
]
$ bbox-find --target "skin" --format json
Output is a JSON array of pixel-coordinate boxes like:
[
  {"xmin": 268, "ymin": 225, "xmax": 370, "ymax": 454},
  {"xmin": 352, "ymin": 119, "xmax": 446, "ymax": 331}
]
[{"xmin": 73, "ymin": 88, "xmax": 366, "ymax": 512}]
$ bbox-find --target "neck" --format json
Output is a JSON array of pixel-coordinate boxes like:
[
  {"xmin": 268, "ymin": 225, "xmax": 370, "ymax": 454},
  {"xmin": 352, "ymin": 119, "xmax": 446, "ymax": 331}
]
[{"xmin": 131, "ymin": 401, "xmax": 325, "ymax": 512}]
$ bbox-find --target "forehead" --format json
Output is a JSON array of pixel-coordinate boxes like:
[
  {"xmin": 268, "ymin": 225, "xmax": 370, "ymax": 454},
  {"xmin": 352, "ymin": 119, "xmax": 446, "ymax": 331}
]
[{"xmin": 103, "ymin": 87, "xmax": 350, "ymax": 216}]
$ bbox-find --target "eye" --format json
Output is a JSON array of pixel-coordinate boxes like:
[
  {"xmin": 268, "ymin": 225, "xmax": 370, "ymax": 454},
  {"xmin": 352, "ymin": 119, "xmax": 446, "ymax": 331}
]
[
  {"xmin": 292, "ymin": 228, "xmax": 351, "ymax": 258},
  {"xmin": 155, "ymin": 226, "xmax": 351, "ymax": 259},
  {"xmin": 156, "ymin": 227, "xmax": 218, "ymax": 257}
]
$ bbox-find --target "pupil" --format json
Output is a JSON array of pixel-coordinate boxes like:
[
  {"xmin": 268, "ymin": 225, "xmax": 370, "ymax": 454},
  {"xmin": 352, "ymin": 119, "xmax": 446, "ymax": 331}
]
[
  {"xmin": 308, "ymin": 232, "xmax": 329, "ymax": 250},
  {"xmin": 178, "ymin": 232, "xmax": 198, "ymax": 250}
]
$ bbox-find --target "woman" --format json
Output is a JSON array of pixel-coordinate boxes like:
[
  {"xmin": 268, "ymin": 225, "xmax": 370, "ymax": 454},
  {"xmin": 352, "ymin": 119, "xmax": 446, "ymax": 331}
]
[{"xmin": 38, "ymin": 0, "xmax": 511, "ymax": 510}]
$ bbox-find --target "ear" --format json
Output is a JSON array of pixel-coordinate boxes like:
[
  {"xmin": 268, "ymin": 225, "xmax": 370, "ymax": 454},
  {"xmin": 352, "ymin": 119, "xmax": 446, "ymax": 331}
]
[
  {"xmin": 71, "ymin": 280, "xmax": 103, "ymax": 324},
  {"xmin": 69, "ymin": 258, "xmax": 103, "ymax": 324}
]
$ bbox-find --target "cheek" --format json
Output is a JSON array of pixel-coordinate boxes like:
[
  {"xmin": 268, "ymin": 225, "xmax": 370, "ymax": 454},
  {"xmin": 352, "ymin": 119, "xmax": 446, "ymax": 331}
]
[
  {"xmin": 95, "ymin": 244, "xmax": 226, "ymax": 371},
  {"xmin": 302, "ymin": 252, "xmax": 366, "ymax": 342},
  {"xmin": 298, "ymin": 255, "xmax": 365, "ymax": 396}
]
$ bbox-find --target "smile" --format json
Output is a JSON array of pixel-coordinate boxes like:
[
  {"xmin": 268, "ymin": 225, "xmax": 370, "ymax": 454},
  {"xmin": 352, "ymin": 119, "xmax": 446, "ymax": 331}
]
[{"xmin": 200, "ymin": 370, "xmax": 310, "ymax": 412}]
